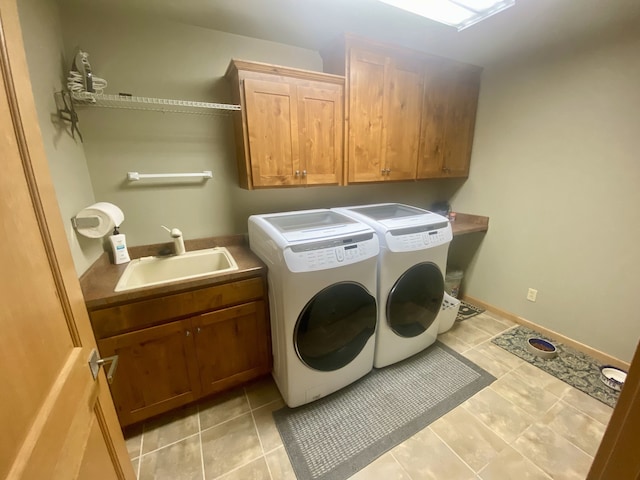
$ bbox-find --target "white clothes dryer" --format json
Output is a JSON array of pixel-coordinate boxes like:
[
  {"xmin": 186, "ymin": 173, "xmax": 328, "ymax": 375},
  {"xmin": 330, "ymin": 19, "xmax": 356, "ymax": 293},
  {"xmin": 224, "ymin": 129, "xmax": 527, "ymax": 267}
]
[
  {"xmin": 333, "ymin": 203, "xmax": 452, "ymax": 368},
  {"xmin": 248, "ymin": 209, "xmax": 379, "ymax": 407}
]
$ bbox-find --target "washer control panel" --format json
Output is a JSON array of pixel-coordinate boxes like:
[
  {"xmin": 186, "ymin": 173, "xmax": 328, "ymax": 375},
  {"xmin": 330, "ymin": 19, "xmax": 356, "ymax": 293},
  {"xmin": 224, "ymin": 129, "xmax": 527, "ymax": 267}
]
[
  {"xmin": 385, "ymin": 222, "xmax": 452, "ymax": 252},
  {"xmin": 283, "ymin": 233, "xmax": 379, "ymax": 272}
]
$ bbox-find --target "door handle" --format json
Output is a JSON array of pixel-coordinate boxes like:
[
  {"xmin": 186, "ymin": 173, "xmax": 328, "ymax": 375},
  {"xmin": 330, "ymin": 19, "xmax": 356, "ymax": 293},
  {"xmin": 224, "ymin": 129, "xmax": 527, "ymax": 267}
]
[{"xmin": 88, "ymin": 349, "xmax": 119, "ymax": 384}]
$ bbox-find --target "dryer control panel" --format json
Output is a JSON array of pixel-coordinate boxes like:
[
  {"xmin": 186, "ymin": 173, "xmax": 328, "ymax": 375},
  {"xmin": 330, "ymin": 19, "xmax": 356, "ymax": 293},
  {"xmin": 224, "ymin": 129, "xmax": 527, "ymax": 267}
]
[
  {"xmin": 283, "ymin": 233, "xmax": 379, "ymax": 272},
  {"xmin": 385, "ymin": 222, "xmax": 452, "ymax": 253}
]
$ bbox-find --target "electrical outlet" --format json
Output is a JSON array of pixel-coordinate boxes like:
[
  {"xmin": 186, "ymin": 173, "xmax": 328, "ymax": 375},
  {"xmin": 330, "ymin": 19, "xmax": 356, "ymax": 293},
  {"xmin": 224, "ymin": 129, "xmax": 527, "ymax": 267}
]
[{"xmin": 527, "ymin": 288, "xmax": 538, "ymax": 302}]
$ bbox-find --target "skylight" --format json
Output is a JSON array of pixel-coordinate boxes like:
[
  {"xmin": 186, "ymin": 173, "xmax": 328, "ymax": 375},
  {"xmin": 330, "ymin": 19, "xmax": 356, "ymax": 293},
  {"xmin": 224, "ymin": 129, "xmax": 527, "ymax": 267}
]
[{"xmin": 378, "ymin": 0, "xmax": 515, "ymax": 31}]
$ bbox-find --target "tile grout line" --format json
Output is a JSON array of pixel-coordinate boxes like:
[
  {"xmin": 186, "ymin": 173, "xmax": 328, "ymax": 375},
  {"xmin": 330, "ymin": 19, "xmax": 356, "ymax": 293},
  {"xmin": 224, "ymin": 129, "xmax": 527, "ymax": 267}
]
[
  {"xmin": 197, "ymin": 404, "xmax": 206, "ymax": 480},
  {"xmin": 428, "ymin": 426, "xmax": 481, "ymax": 475},
  {"xmin": 557, "ymin": 394, "xmax": 613, "ymax": 426},
  {"xmin": 249, "ymin": 400, "xmax": 274, "ymax": 479},
  {"xmin": 136, "ymin": 424, "xmax": 145, "ymax": 479},
  {"xmin": 199, "ymin": 407, "xmax": 257, "ymax": 435},
  {"xmin": 210, "ymin": 452, "xmax": 267, "ymax": 480},
  {"xmin": 539, "ymin": 399, "xmax": 600, "ymax": 459},
  {"xmin": 136, "ymin": 431, "xmax": 201, "ymax": 459},
  {"xmin": 389, "ymin": 450, "xmax": 415, "ymax": 480}
]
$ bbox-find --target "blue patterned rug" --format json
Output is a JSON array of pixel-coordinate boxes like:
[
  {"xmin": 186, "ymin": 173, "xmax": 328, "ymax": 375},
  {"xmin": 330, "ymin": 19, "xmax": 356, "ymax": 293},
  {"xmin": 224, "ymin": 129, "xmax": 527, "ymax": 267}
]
[
  {"xmin": 456, "ymin": 300, "xmax": 485, "ymax": 321},
  {"xmin": 492, "ymin": 326, "xmax": 620, "ymax": 407}
]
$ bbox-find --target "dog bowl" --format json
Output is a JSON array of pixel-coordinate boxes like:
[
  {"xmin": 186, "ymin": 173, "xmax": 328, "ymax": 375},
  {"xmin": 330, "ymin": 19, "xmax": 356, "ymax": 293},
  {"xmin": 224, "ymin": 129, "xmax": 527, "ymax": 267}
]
[
  {"xmin": 600, "ymin": 366, "xmax": 627, "ymax": 392},
  {"xmin": 526, "ymin": 337, "xmax": 557, "ymax": 359}
]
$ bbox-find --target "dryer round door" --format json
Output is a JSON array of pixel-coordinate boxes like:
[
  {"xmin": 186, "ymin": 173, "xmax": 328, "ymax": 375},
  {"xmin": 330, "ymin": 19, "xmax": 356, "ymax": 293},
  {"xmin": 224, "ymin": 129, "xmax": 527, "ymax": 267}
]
[
  {"xmin": 386, "ymin": 262, "xmax": 444, "ymax": 338},
  {"xmin": 294, "ymin": 282, "xmax": 376, "ymax": 372}
]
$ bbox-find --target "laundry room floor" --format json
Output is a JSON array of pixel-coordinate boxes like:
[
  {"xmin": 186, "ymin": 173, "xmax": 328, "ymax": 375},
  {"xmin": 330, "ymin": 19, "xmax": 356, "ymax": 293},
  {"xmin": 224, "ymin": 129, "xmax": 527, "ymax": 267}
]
[{"xmin": 124, "ymin": 311, "xmax": 613, "ymax": 480}]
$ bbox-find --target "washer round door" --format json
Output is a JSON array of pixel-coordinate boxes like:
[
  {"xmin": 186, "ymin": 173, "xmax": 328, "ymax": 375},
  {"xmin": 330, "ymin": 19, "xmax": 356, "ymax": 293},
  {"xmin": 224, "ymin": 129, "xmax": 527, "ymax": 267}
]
[
  {"xmin": 386, "ymin": 262, "xmax": 444, "ymax": 338},
  {"xmin": 295, "ymin": 282, "xmax": 376, "ymax": 372}
]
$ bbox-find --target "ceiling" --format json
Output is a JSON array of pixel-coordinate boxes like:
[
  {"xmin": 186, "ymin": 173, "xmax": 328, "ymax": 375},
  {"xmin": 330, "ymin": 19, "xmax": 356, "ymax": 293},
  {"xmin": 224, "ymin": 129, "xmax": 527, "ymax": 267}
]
[{"xmin": 61, "ymin": 0, "xmax": 640, "ymax": 66}]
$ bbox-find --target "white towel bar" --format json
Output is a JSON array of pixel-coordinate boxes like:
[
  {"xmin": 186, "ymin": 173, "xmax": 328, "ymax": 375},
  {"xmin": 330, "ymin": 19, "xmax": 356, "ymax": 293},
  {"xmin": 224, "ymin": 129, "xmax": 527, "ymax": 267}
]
[{"xmin": 127, "ymin": 171, "xmax": 213, "ymax": 181}]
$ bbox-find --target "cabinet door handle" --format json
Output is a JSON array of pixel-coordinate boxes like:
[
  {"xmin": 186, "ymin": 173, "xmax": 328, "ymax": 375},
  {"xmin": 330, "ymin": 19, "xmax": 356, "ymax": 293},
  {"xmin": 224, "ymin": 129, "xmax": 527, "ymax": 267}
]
[
  {"xmin": 381, "ymin": 168, "xmax": 386, "ymax": 175},
  {"xmin": 196, "ymin": 327, "xmax": 201, "ymax": 333},
  {"xmin": 302, "ymin": 170, "xmax": 307, "ymax": 177},
  {"xmin": 295, "ymin": 170, "xmax": 300, "ymax": 177},
  {"xmin": 88, "ymin": 349, "xmax": 119, "ymax": 384},
  {"xmin": 186, "ymin": 330, "xmax": 191, "ymax": 337},
  {"xmin": 386, "ymin": 168, "xmax": 391, "ymax": 174}
]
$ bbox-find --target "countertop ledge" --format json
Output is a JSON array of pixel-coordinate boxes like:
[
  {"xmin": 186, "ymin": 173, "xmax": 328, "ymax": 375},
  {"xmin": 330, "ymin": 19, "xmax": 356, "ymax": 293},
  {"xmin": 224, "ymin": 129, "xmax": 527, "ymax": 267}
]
[
  {"xmin": 79, "ymin": 235, "xmax": 266, "ymax": 310},
  {"xmin": 451, "ymin": 213, "xmax": 489, "ymax": 236}
]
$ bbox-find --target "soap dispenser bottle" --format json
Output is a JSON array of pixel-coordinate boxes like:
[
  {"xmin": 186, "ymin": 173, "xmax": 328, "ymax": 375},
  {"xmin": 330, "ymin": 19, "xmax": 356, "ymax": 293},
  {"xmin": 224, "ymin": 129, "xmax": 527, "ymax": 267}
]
[{"xmin": 109, "ymin": 226, "xmax": 131, "ymax": 264}]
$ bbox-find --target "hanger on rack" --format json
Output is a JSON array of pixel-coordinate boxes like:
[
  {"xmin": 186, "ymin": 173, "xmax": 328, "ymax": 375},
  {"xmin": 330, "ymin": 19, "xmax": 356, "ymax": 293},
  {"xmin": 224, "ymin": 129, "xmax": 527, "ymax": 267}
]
[{"xmin": 54, "ymin": 91, "xmax": 83, "ymax": 142}]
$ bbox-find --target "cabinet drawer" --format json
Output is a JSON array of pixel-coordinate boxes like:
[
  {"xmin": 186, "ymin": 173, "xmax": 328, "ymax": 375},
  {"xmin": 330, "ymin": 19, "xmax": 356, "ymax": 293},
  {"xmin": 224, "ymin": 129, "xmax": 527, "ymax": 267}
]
[{"xmin": 90, "ymin": 277, "xmax": 265, "ymax": 339}]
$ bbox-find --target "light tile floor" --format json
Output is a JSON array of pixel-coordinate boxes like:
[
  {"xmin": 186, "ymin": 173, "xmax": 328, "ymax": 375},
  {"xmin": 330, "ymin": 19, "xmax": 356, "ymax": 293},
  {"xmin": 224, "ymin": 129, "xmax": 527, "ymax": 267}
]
[{"xmin": 124, "ymin": 311, "xmax": 613, "ymax": 479}]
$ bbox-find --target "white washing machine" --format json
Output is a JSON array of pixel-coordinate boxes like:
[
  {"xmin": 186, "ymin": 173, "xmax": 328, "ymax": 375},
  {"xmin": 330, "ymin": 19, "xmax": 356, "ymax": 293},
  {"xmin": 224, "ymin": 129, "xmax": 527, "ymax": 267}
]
[
  {"xmin": 333, "ymin": 203, "xmax": 452, "ymax": 368},
  {"xmin": 248, "ymin": 209, "xmax": 379, "ymax": 407}
]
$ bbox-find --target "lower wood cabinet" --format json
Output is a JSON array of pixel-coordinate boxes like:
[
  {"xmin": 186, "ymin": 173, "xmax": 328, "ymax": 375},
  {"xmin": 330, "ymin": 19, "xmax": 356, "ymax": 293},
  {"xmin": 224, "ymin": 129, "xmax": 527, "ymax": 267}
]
[
  {"xmin": 194, "ymin": 301, "xmax": 269, "ymax": 397},
  {"xmin": 90, "ymin": 277, "xmax": 271, "ymax": 427},
  {"xmin": 98, "ymin": 319, "xmax": 202, "ymax": 426}
]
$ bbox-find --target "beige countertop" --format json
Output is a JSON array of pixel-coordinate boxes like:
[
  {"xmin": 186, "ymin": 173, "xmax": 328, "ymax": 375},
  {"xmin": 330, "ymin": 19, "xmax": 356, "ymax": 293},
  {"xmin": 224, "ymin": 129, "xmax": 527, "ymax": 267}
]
[{"xmin": 80, "ymin": 235, "xmax": 266, "ymax": 311}]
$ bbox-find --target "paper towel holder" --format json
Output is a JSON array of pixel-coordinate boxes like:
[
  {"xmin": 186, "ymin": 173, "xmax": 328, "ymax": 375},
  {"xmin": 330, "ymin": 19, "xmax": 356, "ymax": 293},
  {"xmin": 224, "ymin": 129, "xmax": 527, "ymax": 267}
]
[{"xmin": 72, "ymin": 216, "xmax": 101, "ymax": 230}]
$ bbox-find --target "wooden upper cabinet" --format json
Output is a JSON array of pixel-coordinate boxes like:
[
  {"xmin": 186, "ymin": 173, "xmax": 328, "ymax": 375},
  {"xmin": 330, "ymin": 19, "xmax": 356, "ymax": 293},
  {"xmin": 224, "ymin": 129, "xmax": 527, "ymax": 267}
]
[
  {"xmin": 345, "ymin": 46, "xmax": 423, "ymax": 183},
  {"xmin": 417, "ymin": 60, "xmax": 482, "ymax": 179},
  {"xmin": 226, "ymin": 60, "xmax": 344, "ymax": 189},
  {"xmin": 347, "ymin": 48, "xmax": 386, "ymax": 182},
  {"xmin": 322, "ymin": 34, "xmax": 482, "ymax": 184},
  {"xmin": 243, "ymin": 78, "xmax": 300, "ymax": 187},
  {"xmin": 384, "ymin": 55, "xmax": 424, "ymax": 181}
]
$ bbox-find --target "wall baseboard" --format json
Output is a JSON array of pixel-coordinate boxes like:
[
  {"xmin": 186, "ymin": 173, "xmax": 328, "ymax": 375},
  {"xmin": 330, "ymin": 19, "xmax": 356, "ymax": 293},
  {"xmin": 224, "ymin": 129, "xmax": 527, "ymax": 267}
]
[{"xmin": 462, "ymin": 294, "xmax": 630, "ymax": 371}]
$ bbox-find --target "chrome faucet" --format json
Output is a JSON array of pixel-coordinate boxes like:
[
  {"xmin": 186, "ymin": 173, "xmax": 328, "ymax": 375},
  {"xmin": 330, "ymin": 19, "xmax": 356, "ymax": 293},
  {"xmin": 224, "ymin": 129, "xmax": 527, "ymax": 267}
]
[{"xmin": 161, "ymin": 225, "xmax": 186, "ymax": 255}]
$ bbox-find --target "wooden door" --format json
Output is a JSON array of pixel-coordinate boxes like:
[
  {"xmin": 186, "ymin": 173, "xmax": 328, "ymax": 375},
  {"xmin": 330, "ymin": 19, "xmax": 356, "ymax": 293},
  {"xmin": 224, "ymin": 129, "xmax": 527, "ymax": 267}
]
[
  {"xmin": 297, "ymin": 81, "xmax": 344, "ymax": 186},
  {"xmin": 193, "ymin": 301, "xmax": 270, "ymax": 396},
  {"xmin": 587, "ymin": 340, "xmax": 640, "ymax": 479},
  {"xmin": 383, "ymin": 55, "xmax": 423, "ymax": 181},
  {"xmin": 0, "ymin": 1, "xmax": 134, "ymax": 478},
  {"xmin": 243, "ymin": 77, "xmax": 301, "ymax": 187},
  {"xmin": 98, "ymin": 319, "xmax": 201, "ymax": 426},
  {"xmin": 347, "ymin": 47, "xmax": 386, "ymax": 183}
]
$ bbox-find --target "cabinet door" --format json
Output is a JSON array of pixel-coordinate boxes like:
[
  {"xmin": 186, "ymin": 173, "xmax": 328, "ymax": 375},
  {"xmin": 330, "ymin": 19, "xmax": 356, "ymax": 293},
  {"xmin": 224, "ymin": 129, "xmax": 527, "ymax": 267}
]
[
  {"xmin": 243, "ymin": 78, "xmax": 301, "ymax": 187},
  {"xmin": 193, "ymin": 301, "xmax": 270, "ymax": 396},
  {"xmin": 441, "ymin": 64, "xmax": 481, "ymax": 177},
  {"xmin": 297, "ymin": 81, "xmax": 344, "ymax": 186},
  {"xmin": 417, "ymin": 59, "xmax": 449, "ymax": 178},
  {"xmin": 418, "ymin": 61, "xmax": 481, "ymax": 179},
  {"xmin": 347, "ymin": 48, "xmax": 386, "ymax": 183},
  {"xmin": 98, "ymin": 319, "xmax": 201, "ymax": 427},
  {"xmin": 383, "ymin": 55, "xmax": 424, "ymax": 180}
]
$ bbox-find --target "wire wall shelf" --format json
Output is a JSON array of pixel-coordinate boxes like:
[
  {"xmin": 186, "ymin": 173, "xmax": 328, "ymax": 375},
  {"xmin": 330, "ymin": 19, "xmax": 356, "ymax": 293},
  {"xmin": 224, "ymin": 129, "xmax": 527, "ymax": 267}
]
[{"xmin": 71, "ymin": 92, "xmax": 241, "ymax": 115}]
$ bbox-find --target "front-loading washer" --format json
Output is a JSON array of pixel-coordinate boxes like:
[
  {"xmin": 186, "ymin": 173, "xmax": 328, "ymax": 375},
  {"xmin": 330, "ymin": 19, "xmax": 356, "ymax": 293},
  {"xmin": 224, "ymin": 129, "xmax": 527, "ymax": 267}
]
[
  {"xmin": 333, "ymin": 203, "xmax": 452, "ymax": 368},
  {"xmin": 248, "ymin": 209, "xmax": 379, "ymax": 407}
]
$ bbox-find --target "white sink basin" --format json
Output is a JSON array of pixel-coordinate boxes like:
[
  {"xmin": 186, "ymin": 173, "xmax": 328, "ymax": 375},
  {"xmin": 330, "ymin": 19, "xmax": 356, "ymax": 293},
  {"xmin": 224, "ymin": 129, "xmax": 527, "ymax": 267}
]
[{"xmin": 115, "ymin": 247, "xmax": 239, "ymax": 292}]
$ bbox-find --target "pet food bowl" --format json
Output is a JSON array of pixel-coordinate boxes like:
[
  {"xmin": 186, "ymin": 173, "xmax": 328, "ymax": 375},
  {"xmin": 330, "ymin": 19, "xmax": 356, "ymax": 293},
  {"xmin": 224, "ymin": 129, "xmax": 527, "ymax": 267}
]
[
  {"xmin": 600, "ymin": 366, "xmax": 627, "ymax": 392},
  {"xmin": 526, "ymin": 337, "xmax": 557, "ymax": 359}
]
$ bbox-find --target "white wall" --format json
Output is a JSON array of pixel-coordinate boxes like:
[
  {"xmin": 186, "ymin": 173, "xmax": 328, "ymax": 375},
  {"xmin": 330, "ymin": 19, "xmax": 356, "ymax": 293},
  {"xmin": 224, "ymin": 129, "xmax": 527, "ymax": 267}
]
[
  {"xmin": 57, "ymin": 5, "xmax": 450, "ymax": 246},
  {"xmin": 453, "ymin": 31, "xmax": 640, "ymax": 362},
  {"xmin": 17, "ymin": 0, "xmax": 103, "ymax": 275}
]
